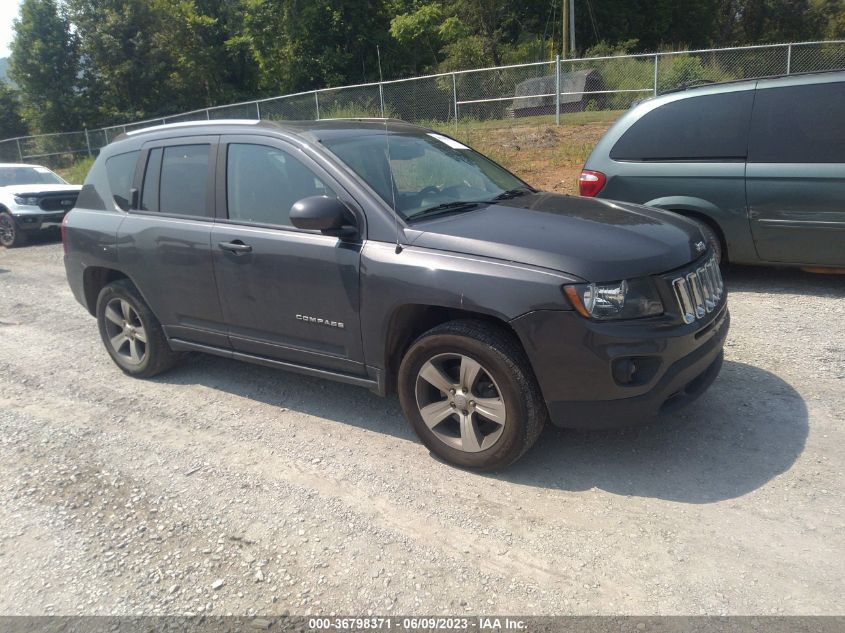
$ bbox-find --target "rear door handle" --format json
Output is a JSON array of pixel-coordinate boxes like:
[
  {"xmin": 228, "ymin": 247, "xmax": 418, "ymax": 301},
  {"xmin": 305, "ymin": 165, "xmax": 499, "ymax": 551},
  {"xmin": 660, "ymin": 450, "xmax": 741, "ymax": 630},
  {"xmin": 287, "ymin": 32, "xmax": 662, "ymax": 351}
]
[{"xmin": 218, "ymin": 240, "xmax": 252, "ymax": 254}]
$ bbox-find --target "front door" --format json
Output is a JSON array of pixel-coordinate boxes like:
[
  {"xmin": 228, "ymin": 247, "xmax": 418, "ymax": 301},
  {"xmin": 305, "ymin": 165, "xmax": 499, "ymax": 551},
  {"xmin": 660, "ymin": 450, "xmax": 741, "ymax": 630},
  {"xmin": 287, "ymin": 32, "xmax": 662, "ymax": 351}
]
[
  {"xmin": 210, "ymin": 135, "xmax": 366, "ymax": 376},
  {"xmin": 746, "ymin": 78, "xmax": 845, "ymax": 266}
]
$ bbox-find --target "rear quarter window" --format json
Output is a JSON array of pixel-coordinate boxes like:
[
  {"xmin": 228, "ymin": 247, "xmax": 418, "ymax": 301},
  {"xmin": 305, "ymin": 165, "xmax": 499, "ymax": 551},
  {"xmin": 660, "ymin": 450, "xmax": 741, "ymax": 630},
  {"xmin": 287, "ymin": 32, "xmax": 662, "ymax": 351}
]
[
  {"xmin": 105, "ymin": 150, "xmax": 139, "ymax": 211},
  {"xmin": 748, "ymin": 81, "xmax": 845, "ymax": 163},
  {"xmin": 610, "ymin": 91, "xmax": 754, "ymax": 161}
]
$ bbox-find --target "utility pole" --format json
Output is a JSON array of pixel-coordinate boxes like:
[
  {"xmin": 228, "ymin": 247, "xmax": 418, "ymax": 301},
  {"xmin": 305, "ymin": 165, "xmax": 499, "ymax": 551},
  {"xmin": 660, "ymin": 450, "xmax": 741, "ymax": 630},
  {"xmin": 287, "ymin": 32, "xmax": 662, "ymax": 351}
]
[
  {"xmin": 562, "ymin": 0, "xmax": 568, "ymax": 59},
  {"xmin": 562, "ymin": 0, "xmax": 575, "ymax": 58}
]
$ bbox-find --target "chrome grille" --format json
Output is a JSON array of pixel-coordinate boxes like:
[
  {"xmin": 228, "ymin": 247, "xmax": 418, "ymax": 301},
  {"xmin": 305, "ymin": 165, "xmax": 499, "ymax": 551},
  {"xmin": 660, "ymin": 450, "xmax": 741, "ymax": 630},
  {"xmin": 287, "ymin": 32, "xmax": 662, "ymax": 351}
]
[{"xmin": 672, "ymin": 254, "xmax": 724, "ymax": 324}]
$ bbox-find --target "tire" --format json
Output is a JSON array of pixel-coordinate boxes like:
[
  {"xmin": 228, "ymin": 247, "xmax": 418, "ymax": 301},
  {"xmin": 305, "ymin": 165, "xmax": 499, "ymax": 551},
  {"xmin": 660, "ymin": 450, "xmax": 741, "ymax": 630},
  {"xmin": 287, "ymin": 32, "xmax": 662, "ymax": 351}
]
[
  {"xmin": 96, "ymin": 279, "xmax": 179, "ymax": 378},
  {"xmin": 693, "ymin": 219, "xmax": 723, "ymax": 263},
  {"xmin": 398, "ymin": 319, "xmax": 547, "ymax": 471},
  {"xmin": 0, "ymin": 212, "xmax": 27, "ymax": 248}
]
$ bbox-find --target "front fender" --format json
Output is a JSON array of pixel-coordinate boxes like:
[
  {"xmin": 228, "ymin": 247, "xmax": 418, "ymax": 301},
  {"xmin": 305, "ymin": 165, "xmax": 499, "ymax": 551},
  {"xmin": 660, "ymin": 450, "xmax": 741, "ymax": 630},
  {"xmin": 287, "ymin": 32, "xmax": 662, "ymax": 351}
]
[{"xmin": 359, "ymin": 241, "xmax": 579, "ymax": 369}]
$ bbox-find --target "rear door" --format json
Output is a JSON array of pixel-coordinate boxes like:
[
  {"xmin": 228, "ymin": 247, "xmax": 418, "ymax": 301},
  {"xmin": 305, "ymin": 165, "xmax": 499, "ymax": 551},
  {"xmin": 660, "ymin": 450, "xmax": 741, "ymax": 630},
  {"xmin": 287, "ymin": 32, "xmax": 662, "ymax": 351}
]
[
  {"xmin": 746, "ymin": 76, "xmax": 845, "ymax": 266},
  {"xmin": 117, "ymin": 136, "xmax": 228, "ymax": 347},
  {"xmin": 210, "ymin": 135, "xmax": 366, "ymax": 376}
]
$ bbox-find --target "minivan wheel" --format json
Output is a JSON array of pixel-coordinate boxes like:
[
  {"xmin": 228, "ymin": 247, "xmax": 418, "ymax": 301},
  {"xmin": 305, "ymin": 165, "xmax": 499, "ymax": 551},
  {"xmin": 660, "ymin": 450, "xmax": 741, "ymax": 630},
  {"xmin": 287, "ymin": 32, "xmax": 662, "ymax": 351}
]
[
  {"xmin": 96, "ymin": 279, "xmax": 178, "ymax": 378},
  {"xmin": 0, "ymin": 212, "xmax": 26, "ymax": 248},
  {"xmin": 398, "ymin": 320, "xmax": 546, "ymax": 471},
  {"xmin": 693, "ymin": 219, "xmax": 722, "ymax": 263}
]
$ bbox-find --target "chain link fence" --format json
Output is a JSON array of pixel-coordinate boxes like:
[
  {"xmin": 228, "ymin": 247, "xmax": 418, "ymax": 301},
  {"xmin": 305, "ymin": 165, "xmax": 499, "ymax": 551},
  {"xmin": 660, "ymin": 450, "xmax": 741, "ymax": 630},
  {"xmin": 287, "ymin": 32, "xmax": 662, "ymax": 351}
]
[{"xmin": 1, "ymin": 40, "xmax": 843, "ymax": 170}]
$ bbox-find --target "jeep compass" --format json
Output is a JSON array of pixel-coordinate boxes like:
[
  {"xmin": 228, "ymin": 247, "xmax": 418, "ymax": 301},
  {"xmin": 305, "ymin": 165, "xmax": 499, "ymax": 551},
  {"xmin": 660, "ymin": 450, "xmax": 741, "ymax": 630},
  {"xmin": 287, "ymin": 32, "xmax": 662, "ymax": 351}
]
[{"xmin": 63, "ymin": 119, "xmax": 729, "ymax": 470}]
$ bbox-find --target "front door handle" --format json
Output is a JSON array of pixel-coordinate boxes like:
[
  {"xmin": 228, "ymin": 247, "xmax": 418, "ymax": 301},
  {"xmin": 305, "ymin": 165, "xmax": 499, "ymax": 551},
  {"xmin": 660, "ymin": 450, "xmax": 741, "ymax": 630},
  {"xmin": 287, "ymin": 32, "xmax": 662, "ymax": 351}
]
[{"xmin": 218, "ymin": 240, "xmax": 252, "ymax": 254}]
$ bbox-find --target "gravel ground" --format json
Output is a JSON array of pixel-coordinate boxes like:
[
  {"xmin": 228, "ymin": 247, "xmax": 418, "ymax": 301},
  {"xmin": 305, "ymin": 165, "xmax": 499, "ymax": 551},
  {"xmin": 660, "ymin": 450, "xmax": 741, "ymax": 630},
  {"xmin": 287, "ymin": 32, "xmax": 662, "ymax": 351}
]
[{"xmin": 0, "ymin": 237, "xmax": 842, "ymax": 616}]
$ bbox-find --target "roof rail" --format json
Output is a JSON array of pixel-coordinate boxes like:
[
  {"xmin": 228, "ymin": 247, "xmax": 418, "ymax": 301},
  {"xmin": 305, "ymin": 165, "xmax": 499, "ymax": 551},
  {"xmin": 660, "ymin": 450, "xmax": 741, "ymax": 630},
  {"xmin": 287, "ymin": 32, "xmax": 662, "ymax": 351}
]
[
  {"xmin": 315, "ymin": 117, "xmax": 408, "ymax": 123},
  {"xmin": 660, "ymin": 67, "xmax": 845, "ymax": 95},
  {"xmin": 119, "ymin": 119, "xmax": 262, "ymax": 138}
]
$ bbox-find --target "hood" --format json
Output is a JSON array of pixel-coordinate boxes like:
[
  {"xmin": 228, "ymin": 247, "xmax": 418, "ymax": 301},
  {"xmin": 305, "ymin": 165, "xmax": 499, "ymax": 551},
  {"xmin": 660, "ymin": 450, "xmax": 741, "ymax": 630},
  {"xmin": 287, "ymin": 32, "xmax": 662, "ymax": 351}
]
[
  {"xmin": 407, "ymin": 192, "xmax": 706, "ymax": 281},
  {"xmin": 1, "ymin": 184, "xmax": 82, "ymax": 196}
]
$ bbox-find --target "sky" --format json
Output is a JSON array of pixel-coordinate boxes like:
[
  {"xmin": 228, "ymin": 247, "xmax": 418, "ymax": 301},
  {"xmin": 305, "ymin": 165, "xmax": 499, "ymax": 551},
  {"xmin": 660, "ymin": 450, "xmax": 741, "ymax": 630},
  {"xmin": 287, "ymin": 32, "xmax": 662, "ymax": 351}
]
[{"xmin": 0, "ymin": 1, "xmax": 22, "ymax": 58}]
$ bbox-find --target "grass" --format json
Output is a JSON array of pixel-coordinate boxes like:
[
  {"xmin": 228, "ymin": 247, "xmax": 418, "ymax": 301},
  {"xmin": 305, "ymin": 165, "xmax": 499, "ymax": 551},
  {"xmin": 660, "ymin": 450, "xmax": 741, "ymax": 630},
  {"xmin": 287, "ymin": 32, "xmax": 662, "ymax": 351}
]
[{"xmin": 56, "ymin": 155, "xmax": 95, "ymax": 184}]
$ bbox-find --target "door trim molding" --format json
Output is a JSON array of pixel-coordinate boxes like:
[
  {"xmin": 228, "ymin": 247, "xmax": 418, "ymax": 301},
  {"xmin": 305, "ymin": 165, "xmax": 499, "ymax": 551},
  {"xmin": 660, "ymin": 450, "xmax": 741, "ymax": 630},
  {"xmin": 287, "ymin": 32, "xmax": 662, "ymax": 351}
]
[{"xmin": 168, "ymin": 338, "xmax": 380, "ymax": 391}]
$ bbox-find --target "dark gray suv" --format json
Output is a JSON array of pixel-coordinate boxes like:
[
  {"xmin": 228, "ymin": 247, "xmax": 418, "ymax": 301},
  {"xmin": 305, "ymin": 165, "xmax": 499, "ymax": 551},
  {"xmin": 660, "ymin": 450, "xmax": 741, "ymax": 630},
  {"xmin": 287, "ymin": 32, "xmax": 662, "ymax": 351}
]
[
  {"xmin": 580, "ymin": 71, "xmax": 845, "ymax": 269},
  {"xmin": 63, "ymin": 119, "xmax": 728, "ymax": 470}
]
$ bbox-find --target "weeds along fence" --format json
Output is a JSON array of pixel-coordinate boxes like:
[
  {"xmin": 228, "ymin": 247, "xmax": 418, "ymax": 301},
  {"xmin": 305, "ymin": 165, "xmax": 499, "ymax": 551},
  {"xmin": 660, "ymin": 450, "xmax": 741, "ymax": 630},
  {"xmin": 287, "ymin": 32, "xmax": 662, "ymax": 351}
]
[{"xmin": 2, "ymin": 39, "xmax": 844, "ymax": 169}]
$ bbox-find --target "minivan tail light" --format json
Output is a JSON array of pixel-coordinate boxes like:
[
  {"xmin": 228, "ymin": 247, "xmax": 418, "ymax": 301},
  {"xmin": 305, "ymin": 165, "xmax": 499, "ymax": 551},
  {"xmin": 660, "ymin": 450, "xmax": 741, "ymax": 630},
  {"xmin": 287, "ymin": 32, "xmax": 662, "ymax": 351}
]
[{"xmin": 579, "ymin": 170, "xmax": 606, "ymax": 197}]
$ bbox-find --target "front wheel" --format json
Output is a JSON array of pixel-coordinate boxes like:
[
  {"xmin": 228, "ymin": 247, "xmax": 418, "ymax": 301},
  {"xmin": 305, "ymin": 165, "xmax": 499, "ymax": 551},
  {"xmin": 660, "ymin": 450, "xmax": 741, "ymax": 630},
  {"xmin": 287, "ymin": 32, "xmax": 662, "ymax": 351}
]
[
  {"xmin": 0, "ymin": 212, "xmax": 27, "ymax": 248},
  {"xmin": 96, "ymin": 279, "xmax": 179, "ymax": 378},
  {"xmin": 398, "ymin": 320, "xmax": 547, "ymax": 470}
]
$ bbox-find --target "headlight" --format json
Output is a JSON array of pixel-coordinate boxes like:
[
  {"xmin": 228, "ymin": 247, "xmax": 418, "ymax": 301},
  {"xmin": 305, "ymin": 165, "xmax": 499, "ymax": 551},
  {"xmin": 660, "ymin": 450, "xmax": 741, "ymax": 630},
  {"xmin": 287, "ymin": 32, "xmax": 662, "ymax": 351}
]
[
  {"xmin": 564, "ymin": 278, "xmax": 664, "ymax": 320},
  {"xmin": 14, "ymin": 195, "xmax": 39, "ymax": 206}
]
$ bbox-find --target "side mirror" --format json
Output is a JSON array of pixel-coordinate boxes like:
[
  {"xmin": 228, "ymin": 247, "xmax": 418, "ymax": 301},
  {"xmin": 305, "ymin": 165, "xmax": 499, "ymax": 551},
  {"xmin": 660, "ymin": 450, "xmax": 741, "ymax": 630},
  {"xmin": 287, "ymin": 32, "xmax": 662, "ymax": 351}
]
[{"xmin": 290, "ymin": 196, "xmax": 357, "ymax": 237}]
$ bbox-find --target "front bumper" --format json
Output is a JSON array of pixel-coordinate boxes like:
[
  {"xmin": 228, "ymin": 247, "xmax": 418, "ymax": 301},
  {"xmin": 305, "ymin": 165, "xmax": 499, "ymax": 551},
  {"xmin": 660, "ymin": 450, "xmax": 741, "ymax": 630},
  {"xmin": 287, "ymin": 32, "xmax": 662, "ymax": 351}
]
[
  {"xmin": 511, "ymin": 303, "xmax": 729, "ymax": 429},
  {"xmin": 13, "ymin": 209, "xmax": 68, "ymax": 231}
]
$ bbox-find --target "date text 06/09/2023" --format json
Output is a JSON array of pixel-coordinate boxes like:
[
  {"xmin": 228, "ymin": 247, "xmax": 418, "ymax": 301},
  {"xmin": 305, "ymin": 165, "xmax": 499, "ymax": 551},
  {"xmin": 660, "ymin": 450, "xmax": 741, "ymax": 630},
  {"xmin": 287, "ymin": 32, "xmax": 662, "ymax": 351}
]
[{"xmin": 307, "ymin": 617, "xmax": 528, "ymax": 630}]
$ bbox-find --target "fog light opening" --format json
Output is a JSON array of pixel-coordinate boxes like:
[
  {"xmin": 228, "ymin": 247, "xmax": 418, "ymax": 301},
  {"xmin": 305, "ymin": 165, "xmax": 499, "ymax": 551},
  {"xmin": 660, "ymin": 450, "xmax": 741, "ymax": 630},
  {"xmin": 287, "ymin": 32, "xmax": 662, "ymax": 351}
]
[{"xmin": 612, "ymin": 356, "xmax": 661, "ymax": 386}]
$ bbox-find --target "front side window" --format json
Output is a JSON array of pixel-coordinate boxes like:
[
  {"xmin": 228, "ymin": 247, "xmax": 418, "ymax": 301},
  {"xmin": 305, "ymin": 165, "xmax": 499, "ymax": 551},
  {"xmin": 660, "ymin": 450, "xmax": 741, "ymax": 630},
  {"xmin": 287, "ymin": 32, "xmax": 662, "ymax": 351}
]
[
  {"xmin": 105, "ymin": 151, "xmax": 139, "ymax": 211},
  {"xmin": 319, "ymin": 131, "xmax": 528, "ymax": 220},
  {"xmin": 226, "ymin": 143, "xmax": 336, "ymax": 227},
  {"xmin": 748, "ymin": 82, "xmax": 845, "ymax": 163},
  {"xmin": 157, "ymin": 144, "xmax": 210, "ymax": 217},
  {"xmin": 610, "ymin": 90, "xmax": 754, "ymax": 161}
]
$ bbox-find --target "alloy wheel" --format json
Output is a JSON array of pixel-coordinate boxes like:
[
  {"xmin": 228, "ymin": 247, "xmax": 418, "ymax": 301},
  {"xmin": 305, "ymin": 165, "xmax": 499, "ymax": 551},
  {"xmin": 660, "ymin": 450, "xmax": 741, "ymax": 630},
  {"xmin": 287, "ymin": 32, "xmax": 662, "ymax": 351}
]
[
  {"xmin": 103, "ymin": 298, "xmax": 148, "ymax": 365},
  {"xmin": 0, "ymin": 215, "xmax": 15, "ymax": 247},
  {"xmin": 414, "ymin": 353, "xmax": 507, "ymax": 453}
]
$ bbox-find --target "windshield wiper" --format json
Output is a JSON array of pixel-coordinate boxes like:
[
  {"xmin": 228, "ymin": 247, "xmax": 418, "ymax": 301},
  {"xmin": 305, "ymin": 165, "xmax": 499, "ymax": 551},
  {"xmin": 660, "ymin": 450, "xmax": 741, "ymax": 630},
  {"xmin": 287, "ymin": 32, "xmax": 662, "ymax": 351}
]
[
  {"xmin": 404, "ymin": 200, "xmax": 487, "ymax": 222},
  {"xmin": 490, "ymin": 187, "xmax": 534, "ymax": 201},
  {"xmin": 404, "ymin": 187, "xmax": 534, "ymax": 222}
]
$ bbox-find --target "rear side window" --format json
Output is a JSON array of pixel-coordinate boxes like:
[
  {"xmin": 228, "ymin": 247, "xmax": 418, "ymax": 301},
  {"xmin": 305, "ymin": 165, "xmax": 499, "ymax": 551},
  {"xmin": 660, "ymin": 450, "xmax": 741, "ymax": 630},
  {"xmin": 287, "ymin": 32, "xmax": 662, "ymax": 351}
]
[
  {"xmin": 105, "ymin": 150, "xmax": 139, "ymax": 211},
  {"xmin": 610, "ymin": 91, "xmax": 754, "ymax": 161},
  {"xmin": 226, "ymin": 143, "xmax": 336, "ymax": 227},
  {"xmin": 140, "ymin": 148, "xmax": 162, "ymax": 211},
  {"xmin": 156, "ymin": 144, "xmax": 211, "ymax": 216},
  {"xmin": 749, "ymin": 82, "xmax": 845, "ymax": 163}
]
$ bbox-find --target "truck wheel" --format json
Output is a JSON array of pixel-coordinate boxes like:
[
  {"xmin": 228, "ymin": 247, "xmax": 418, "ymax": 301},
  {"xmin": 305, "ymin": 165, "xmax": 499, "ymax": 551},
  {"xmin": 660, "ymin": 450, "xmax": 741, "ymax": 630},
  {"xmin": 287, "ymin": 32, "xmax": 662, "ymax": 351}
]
[
  {"xmin": 96, "ymin": 279, "xmax": 178, "ymax": 378},
  {"xmin": 0, "ymin": 212, "xmax": 27, "ymax": 248},
  {"xmin": 398, "ymin": 320, "xmax": 547, "ymax": 471}
]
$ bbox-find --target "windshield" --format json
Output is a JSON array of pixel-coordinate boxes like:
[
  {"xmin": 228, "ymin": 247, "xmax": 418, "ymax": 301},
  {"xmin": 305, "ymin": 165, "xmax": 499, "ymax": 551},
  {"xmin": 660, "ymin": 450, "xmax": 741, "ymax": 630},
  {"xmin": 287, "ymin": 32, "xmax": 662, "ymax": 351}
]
[
  {"xmin": 0, "ymin": 166, "xmax": 67, "ymax": 187},
  {"xmin": 320, "ymin": 131, "xmax": 529, "ymax": 220}
]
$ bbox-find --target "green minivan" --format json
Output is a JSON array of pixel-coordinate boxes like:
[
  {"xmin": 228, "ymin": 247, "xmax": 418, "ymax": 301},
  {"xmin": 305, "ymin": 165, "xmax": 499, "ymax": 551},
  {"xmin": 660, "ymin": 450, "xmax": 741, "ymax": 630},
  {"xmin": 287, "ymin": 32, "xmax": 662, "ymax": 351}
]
[{"xmin": 580, "ymin": 71, "xmax": 845, "ymax": 269}]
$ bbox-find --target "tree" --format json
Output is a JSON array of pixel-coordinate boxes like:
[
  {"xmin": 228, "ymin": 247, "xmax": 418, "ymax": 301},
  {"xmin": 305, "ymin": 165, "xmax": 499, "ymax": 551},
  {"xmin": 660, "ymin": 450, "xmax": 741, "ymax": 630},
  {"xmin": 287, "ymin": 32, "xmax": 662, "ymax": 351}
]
[
  {"xmin": 0, "ymin": 82, "xmax": 28, "ymax": 139},
  {"xmin": 9, "ymin": 0, "xmax": 81, "ymax": 133},
  {"xmin": 68, "ymin": 0, "xmax": 179, "ymax": 123},
  {"xmin": 240, "ymin": 0, "xmax": 394, "ymax": 93}
]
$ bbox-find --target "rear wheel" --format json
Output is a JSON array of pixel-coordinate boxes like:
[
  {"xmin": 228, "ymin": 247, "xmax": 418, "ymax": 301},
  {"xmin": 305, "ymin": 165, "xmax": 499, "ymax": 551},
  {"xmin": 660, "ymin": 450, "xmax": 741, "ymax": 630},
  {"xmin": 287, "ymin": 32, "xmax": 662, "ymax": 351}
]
[
  {"xmin": 693, "ymin": 219, "xmax": 722, "ymax": 263},
  {"xmin": 398, "ymin": 320, "xmax": 546, "ymax": 470},
  {"xmin": 96, "ymin": 279, "xmax": 178, "ymax": 378},
  {"xmin": 0, "ymin": 212, "xmax": 27, "ymax": 248}
]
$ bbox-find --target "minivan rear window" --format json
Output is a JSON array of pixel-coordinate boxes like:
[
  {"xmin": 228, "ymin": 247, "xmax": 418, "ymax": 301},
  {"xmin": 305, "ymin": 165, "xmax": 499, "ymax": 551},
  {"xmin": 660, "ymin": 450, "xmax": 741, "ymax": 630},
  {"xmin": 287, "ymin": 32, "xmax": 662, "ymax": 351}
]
[
  {"xmin": 748, "ymin": 81, "xmax": 845, "ymax": 164},
  {"xmin": 610, "ymin": 91, "xmax": 754, "ymax": 161}
]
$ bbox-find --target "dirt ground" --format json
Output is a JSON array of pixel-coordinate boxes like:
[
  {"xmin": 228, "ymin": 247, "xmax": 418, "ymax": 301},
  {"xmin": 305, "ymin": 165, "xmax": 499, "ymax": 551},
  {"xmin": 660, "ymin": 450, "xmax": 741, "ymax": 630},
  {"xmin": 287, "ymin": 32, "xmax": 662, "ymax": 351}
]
[
  {"xmin": 441, "ymin": 114, "xmax": 619, "ymax": 197},
  {"xmin": 0, "ymin": 236, "xmax": 842, "ymax": 616},
  {"xmin": 462, "ymin": 121, "xmax": 613, "ymax": 194}
]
